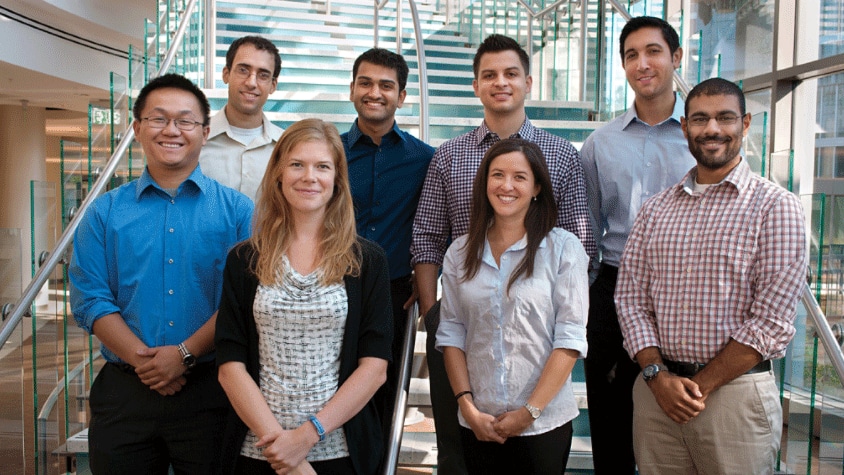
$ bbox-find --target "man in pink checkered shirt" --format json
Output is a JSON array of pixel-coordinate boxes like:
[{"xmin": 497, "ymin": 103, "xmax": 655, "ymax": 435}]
[{"xmin": 615, "ymin": 78, "xmax": 807, "ymax": 475}]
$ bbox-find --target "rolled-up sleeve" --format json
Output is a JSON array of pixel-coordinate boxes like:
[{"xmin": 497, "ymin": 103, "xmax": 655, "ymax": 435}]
[
  {"xmin": 616, "ymin": 203, "xmax": 661, "ymax": 360},
  {"xmin": 552, "ymin": 235, "xmax": 589, "ymax": 357},
  {"xmin": 411, "ymin": 149, "xmax": 451, "ymax": 267},
  {"xmin": 68, "ymin": 197, "xmax": 119, "ymax": 333},
  {"xmin": 435, "ymin": 244, "xmax": 466, "ymax": 352},
  {"xmin": 732, "ymin": 193, "xmax": 806, "ymax": 360}
]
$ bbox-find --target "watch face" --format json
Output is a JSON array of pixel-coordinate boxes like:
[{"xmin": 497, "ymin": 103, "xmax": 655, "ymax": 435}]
[{"xmin": 643, "ymin": 365, "xmax": 657, "ymax": 378}]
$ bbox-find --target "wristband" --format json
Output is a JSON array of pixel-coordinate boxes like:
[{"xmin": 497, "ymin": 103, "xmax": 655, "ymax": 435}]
[
  {"xmin": 309, "ymin": 415, "xmax": 326, "ymax": 442},
  {"xmin": 455, "ymin": 390, "xmax": 473, "ymax": 401}
]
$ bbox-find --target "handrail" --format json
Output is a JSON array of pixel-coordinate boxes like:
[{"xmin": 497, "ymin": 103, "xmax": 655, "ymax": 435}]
[
  {"xmin": 605, "ymin": 0, "xmax": 691, "ymax": 96},
  {"xmin": 0, "ymin": 0, "xmax": 200, "ymax": 352},
  {"xmin": 407, "ymin": 0, "xmax": 429, "ymax": 142},
  {"xmin": 802, "ymin": 284, "xmax": 844, "ymax": 384},
  {"xmin": 381, "ymin": 303, "xmax": 419, "ymax": 475}
]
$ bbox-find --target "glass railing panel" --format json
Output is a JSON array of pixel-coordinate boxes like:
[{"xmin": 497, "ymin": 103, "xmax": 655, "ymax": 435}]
[
  {"xmin": 0, "ymin": 228, "xmax": 25, "ymax": 474},
  {"xmin": 744, "ymin": 88, "xmax": 771, "ymax": 176},
  {"xmin": 30, "ymin": 180, "xmax": 65, "ymax": 474},
  {"xmin": 769, "ymin": 149, "xmax": 795, "ymax": 192},
  {"xmin": 59, "ymin": 141, "xmax": 85, "ymax": 231},
  {"xmin": 87, "ymin": 103, "xmax": 112, "ymax": 194},
  {"xmin": 110, "ymin": 73, "xmax": 132, "ymax": 190}
]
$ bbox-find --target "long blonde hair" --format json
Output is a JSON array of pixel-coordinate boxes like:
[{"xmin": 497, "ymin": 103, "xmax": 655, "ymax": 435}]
[{"xmin": 250, "ymin": 119, "xmax": 360, "ymax": 285}]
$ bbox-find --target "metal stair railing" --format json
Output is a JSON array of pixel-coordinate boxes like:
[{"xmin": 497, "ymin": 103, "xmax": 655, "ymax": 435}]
[{"xmin": 0, "ymin": 0, "xmax": 201, "ymax": 352}]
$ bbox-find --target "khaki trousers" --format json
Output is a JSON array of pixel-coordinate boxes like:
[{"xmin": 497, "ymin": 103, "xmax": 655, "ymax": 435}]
[{"xmin": 632, "ymin": 370, "xmax": 781, "ymax": 475}]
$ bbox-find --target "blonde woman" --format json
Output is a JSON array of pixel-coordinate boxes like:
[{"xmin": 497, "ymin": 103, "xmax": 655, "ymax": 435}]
[{"xmin": 215, "ymin": 119, "xmax": 393, "ymax": 475}]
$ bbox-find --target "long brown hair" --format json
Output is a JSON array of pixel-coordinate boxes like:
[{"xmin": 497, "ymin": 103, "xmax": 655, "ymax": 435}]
[
  {"xmin": 250, "ymin": 118, "xmax": 360, "ymax": 285},
  {"xmin": 461, "ymin": 138, "xmax": 556, "ymax": 293}
]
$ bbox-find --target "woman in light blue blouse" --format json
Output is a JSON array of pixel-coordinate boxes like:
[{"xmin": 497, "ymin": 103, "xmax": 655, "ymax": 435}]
[{"xmin": 436, "ymin": 138, "xmax": 589, "ymax": 474}]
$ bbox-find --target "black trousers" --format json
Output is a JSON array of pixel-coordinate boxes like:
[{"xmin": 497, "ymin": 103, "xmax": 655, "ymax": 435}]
[
  {"xmin": 424, "ymin": 301, "xmax": 468, "ymax": 474},
  {"xmin": 374, "ymin": 276, "xmax": 413, "ymax": 470},
  {"xmin": 234, "ymin": 455, "xmax": 356, "ymax": 475},
  {"xmin": 459, "ymin": 422, "xmax": 573, "ymax": 475},
  {"xmin": 583, "ymin": 266, "xmax": 640, "ymax": 475},
  {"xmin": 88, "ymin": 361, "xmax": 228, "ymax": 475}
]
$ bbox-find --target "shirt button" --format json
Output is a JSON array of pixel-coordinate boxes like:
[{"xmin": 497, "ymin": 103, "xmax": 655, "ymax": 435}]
[
  {"xmin": 370, "ymin": 226, "xmax": 375, "ymax": 231},
  {"xmin": 170, "ymin": 199, "xmax": 175, "ymax": 204},
  {"xmin": 168, "ymin": 258, "xmax": 174, "ymax": 264},
  {"xmin": 169, "ymin": 228, "xmax": 175, "ymax": 233},
  {"xmin": 502, "ymin": 256, "xmax": 507, "ymax": 260},
  {"xmin": 168, "ymin": 289, "xmax": 174, "ymax": 295},
  {"xmin": 169, "ymin": 321, "xmax": 174, "ymax": 327}
]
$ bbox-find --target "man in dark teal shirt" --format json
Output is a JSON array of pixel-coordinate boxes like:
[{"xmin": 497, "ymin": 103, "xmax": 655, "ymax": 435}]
[{"xmin": 341, "ymin": 47, "xmax": 434, "ymax": 452}]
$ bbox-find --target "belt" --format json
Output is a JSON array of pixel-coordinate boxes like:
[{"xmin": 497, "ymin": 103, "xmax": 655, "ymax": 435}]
[{"xmin": 663, "ymin": 359, "xmax": 771, "ymax": 378}]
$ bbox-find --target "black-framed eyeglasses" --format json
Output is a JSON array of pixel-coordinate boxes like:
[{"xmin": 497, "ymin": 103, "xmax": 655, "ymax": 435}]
[
  {"xmin": 232, "ymin": 66, "xmax": 274, "ymax": 84},
  {"xmin": 686, "ymin": 114, "xmax": 746, "ymax": 127},
  {"xmin": 141, "ymin": 116, "xmax": 206, "ymax": 131}
]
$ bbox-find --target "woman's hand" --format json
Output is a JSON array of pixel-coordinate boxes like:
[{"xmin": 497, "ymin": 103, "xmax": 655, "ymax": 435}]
[
  {"xmin": 462, "ymin": 405, "xmax": 507, "ymax": 444},
  {"xmin": 255, "ymin": 424, "xmax": 319, "ymax": 474},
  {"xmin": 493, "ymin": 408, "xmax": 533, "ymax": 438}
]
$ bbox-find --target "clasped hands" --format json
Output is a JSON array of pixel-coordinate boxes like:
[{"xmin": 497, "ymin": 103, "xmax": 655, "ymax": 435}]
[
  {"xmin": 255, "ymin": 424, "xmax": 320, "ymax": 475},
  {"xmin": 648, "ymin": 372, "xmax": 707, "ymax": 424},
  {"xmin": 134, "ymin": 345, "xmax": 187, "ymax": 396},
  {"xmin": 465, "ymin": 405, "xmax": 534, "ymax": 444}
]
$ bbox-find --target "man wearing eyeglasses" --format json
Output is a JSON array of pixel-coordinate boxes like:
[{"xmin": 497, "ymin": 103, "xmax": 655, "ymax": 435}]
[
  {"xmin": 69, "ymin": 74, "xmax": 253, "ymax": 474},
  {"xmin": 200, "ymin": 35, "xmax": 283, "ymax": 202},
  {"xmin": 578, "ymin": 16, "xmax": 695, "ymax": 474},
  {"xmin": 616, "ymin": 78, "xmax": 807, "ymax": 474}
]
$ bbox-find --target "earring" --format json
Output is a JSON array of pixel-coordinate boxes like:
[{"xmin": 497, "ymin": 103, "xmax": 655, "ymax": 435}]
[{"xmin": 533, "ymin": 195, "xmax": 537, "ymax": 201}]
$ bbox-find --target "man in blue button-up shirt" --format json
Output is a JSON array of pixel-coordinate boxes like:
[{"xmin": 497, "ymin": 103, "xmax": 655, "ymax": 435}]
[
  {"xmin": 69, "ymin": 74, "xmax": 253, "ymax": 474},
  {"xmin": 342, "ymin": 48, "xmax": 435, "ymax": 456},
  {"xmin": 579, "ymin": 17, "xmax": 695, "ymax": 475}
]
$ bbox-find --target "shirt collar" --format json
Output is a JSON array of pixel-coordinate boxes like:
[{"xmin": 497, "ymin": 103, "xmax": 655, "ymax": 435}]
[
  {"xmin": 208, "ymin": 107, "xmax": 281, "ymax": 142},
  {"xmin": 481, "ymin": 231, "xmax": 549, "ymax": 266},
  {"xmin": 346, "ymin": 119, "xmax": 404, "ymax": 147},
  {"xmin": 135, "ymin": 165, "xmax": 208, "ymax": 200},
  {"xmin": 680, "ymin": 158, "xmax": 751, "ymax": 196},
  {"xmin": 473, "ymin": 117, "xmax": 536, "ymax": 145},
  {"xmin": 622, "ymin": 92, "xmax": 685, "ymax": 130}
]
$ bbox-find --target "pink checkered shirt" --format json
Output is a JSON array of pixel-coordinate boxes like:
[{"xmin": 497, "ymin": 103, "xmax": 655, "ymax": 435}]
[{"xmin": 616, "ymin": 159, "xmax": 807, "ymax": 363}]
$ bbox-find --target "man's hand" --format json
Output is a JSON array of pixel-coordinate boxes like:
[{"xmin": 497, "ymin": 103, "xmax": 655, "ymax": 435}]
[
  {"xmin": 135, "ymin": 346, "xmax": 187, "ymax": 394},
  {"xmin": 648, "ymin": 372, "xmax": 705, "ymax": 424},
  {"xmin": 493, "ymin": 408, "xmax": 533, "ymax": 438}
]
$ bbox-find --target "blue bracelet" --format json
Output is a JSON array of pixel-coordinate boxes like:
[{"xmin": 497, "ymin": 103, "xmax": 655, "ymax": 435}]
[{"xmin": 309, "ymin": 415, "xmax": 326, "ymax": 442}]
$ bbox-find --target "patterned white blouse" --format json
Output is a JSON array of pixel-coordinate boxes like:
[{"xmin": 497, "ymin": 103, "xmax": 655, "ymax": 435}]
[{"xmin": 240, "ymin": 256, "xmax": 350, "ymax": 462}]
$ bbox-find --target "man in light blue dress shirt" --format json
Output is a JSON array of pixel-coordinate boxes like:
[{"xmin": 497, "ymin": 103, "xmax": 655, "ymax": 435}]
[
  {"xmin": 579, "ymin": 16, "xmax": 695, "ymax": 475},
  {"xmin": 69, "ymin": 74, "xmax": 253, "ymax": 474}
]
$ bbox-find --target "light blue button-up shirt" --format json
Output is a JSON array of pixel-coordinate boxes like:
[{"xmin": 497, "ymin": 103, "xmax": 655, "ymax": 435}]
[
  {"xmin": 69, "ymin": 165, "xmax": 253, "ymax": 363},
  {"xmin": 580, "ymin": 93, "xmax": 695, "ymax": 273},
  {"xmin": 436, "ymin": 228, "xmax": 589, "ymax": 436}
]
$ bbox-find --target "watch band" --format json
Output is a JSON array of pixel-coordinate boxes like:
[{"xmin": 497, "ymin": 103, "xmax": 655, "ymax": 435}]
[
  {"xmin": 524, "ymin": 402, "xmax": 542, "ymax": 419},
  {"xmin": 309, "ymin": 415, "xmax": 326, "ymax": 442},
  {"xmin": 177, "ymin": 342, "xmax": 197, "ymax": 369}
]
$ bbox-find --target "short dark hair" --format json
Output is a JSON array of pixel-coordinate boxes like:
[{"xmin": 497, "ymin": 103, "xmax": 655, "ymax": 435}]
[
  {"xmin": 352, "ymin": 48, "xmax": 409, "ymax": 92},
  {"xmin": 461, "ymin": 138, "xmax": 556, "ymax": 293},
  {"xmin": 473, "ymin": 34, "xmax": 530, "ymax": 79},
  {"xmin": 619, "ymin": 16, "xmax": 680, "ymax": 60},
  {"xmin": 685, "ymin": 77, "xmax": 746, "ymax": 116},
  {"xmin": 133, "ymin": 73, "xmax": 210, "ymax": 124},
  {"xmin": 225, "ymin": 36, "xmax": 281, "ymax": 79}
]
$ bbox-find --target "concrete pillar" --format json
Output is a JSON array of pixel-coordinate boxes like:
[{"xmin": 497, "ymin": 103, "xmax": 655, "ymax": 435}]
[{"xmin": 0, "ymin": 104, "xmax": 48, "ymax": 295}]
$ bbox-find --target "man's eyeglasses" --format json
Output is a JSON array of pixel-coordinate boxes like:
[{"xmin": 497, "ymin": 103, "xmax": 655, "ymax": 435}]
[
  {"xmin": 232, "ymin": 66, "xmax": 274, "ymax": 84},
  {"xmin": 141, "ymin": 117, "xmax": 206, "ymax": 131},
  {"xmin": 686, "ymin": 114, "xmax": 746, "ymax": 128}
]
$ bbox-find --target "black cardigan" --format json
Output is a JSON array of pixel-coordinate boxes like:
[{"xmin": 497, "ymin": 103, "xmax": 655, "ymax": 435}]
[{"xmin": 214, "ymin": 238, "xmax": 393, "ymax": 475}]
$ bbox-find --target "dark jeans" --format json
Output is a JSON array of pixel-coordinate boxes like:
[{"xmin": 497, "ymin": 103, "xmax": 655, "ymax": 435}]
[
  {"xmin": 459, "ymin": 422, "xmax": 573, "ymax": 475},
  {"xmin": 424, "ymin": 301, "xmax": 468, "ymax": 474},
  {"xmin": 584, "ymin": 266, "xmax": 640, "ymax": 475},
  {"xmin": 234, "ymin": 455, "xmax": 356, "ymax": 475},
  {"xmin": 88, "ymin": 362, "xmax": 228, "ymax": 475}
]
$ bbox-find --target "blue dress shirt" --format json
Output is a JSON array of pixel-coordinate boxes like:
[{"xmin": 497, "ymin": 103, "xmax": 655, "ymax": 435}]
[
  {"xmin": 580, "ymin": 93, "xmax": 695, "ymax": 272},
  {"xmin": 69, "ymin": 165, "xmax": 253, "ymax": 363},
  {"xmin": 436, "ymin": 228, "xmax": 589, "ymax": 436},
  {"xmin": 343, "ymin": 120, "xmax": 434, "ymax": 280}
]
